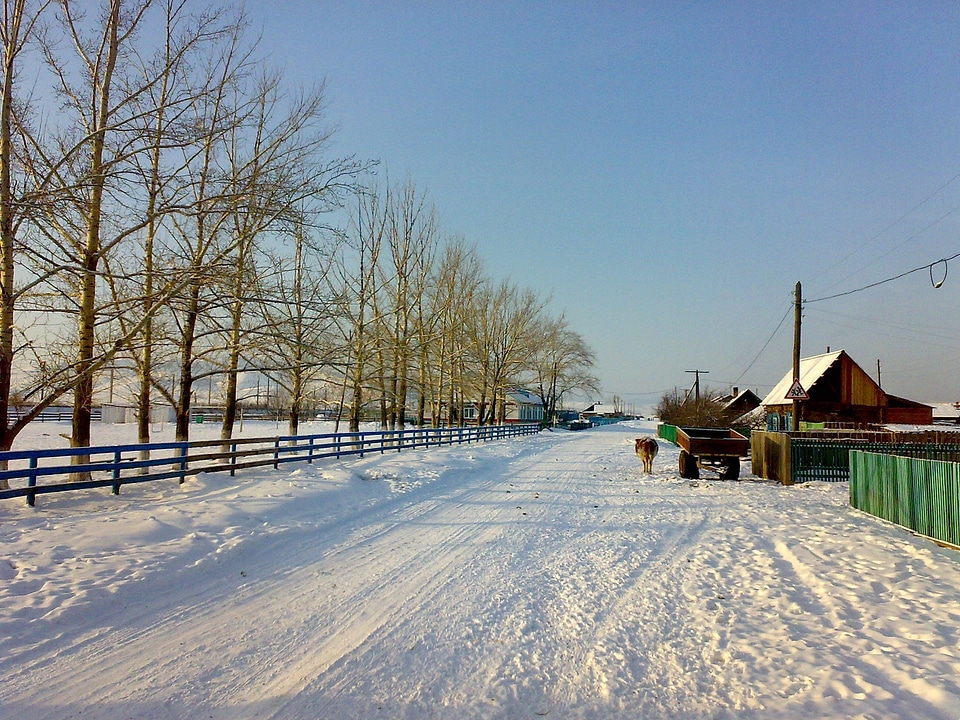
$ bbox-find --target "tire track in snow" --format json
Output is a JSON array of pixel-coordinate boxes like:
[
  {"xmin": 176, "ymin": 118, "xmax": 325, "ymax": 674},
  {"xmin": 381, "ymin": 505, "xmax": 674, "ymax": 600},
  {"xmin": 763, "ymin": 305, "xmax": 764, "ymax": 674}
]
[
  {"xmin": 280, "ymin": 428, "xmax": 721, "ymax": 718},
  {"xmin": 2, "ymin": 437, "xmax": 559, "ymax": 719}
]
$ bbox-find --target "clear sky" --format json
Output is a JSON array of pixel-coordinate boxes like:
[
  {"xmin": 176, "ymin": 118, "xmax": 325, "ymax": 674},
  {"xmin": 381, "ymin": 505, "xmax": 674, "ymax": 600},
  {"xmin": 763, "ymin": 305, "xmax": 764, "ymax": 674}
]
[{"xmin": 255, "ymin": 2, "xmax": 960, "ymax": 408}]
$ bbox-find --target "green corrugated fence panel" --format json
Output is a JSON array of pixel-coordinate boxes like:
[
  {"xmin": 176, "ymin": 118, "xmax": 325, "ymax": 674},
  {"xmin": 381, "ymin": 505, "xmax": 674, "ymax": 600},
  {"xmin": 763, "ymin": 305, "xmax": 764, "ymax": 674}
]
[
  {"xmin": 927, "ymin": 460, "xmax": 960, "ymax": 546},
  {"xmin": 873, "ymin": 453, "xmax": 890, "ymax": 521},
  {"xmin": 849, "ymin": 451, "xmax": 863, "ymax": 508},
  {"xmin": 913, "ymin": 458, "xmax": 930, "ymax": 537},
  {"xmin": 850, "ymin": 450, "xmax": 960, "ymax": 547},
  {"xmin": 657, "ymin": 424, "xmax": 678, "ymax": 445},
  {"xmin": 895, "ymin": 456, "xmax": 912, "ymax": 529}
]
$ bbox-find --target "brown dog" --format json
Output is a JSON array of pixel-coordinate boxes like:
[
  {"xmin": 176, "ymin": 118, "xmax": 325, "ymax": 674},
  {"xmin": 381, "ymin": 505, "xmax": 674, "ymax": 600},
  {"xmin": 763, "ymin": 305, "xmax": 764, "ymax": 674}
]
[{"xmin": 635, "ymin": 437, "xmax": 659, "ymax": 473}]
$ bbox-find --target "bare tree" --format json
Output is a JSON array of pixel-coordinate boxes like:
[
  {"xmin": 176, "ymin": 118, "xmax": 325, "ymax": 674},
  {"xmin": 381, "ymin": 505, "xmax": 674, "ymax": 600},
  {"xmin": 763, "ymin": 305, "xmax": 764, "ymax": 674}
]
[
  {"xmin": 339, "ymin": 182, "xmax": 386, "ymax": 432},
  {"xmin": 11, "ymin": 0, "xmax": 237, "ymax": 478},
  {"xmin": 420, "ymin": 236, "xmax": 482, "ymax": 426},
  {"xmin": 465, "ymin": 279, "xmax": 544, "ymax": 425},
  {"xmin": 117, "ymin": 0, "xmax": 238, "ymax": 452},
  {"xmin": 529, "ymin": 313, "xmax": 599, "ymax": 425},
  {"xmin": 656, "ymin": 387, "xmax": 729, "ymax": 427},
  {"xmin": 161, "ymin": 13, "xmax": 256, "ymax": 442},
  {"xmin": 255, "ymin": 225, "xmax": 341, "ymax": 437},
  {"xmin": 0, "ymin": 0, "xmax": 51, "ymax": 486},
  {"xmin": 216, "ymin": 70, "xmax": 361, "ymax": 443},
  {"xmin": 381, "ymin": 178, "xmax": 435, "ymax": 430}
]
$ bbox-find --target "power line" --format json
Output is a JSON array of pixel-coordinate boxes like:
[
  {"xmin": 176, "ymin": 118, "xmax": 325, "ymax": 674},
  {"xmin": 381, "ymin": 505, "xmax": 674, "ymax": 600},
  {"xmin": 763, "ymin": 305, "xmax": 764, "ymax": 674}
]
[
  {"xmin": 809, "ymin": 170, "xmax": 960, "ymax": 287},
  {"xmin": 806, "ymin": 250, "xmax": 960, "ymax": 304},
  {"xmin": 805, "ymin": 305, "xmax": 960, "ymax": 343},
  {"xmin": 732, "ymin": 303, "xmax": 793, "ymax": 385}
]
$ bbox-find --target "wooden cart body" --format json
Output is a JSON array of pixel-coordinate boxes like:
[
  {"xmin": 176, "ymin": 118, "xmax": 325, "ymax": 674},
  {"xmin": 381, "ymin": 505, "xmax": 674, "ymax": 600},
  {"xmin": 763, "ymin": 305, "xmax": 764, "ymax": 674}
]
[{"xmin": 676, "ymin": 426, "xmax": 749, "ymax": 480}]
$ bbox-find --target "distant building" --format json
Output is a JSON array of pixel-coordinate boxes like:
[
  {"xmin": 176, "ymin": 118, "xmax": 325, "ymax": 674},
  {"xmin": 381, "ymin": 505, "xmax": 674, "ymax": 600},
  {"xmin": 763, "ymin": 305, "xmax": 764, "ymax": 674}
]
[
  {"xmin": 762, "ymin": 350, "xmax": 933, "ymax": 429},
  {"xmin": 580, "ymin": 402, "xmax": 606, "ymax": 418},
  {"xmin": 932, "ymin": 402, "xmax": 960, "ymax": 425},
  {"xmin": 717, "ymin": 387, "xmax": 762, "ymax": 423}
]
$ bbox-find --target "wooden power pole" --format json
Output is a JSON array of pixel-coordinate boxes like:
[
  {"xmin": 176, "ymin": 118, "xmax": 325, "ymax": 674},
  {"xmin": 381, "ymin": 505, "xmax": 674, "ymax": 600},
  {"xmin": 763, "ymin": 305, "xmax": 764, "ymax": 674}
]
[
  {"xmin": 792, "ymin": 281, "xmax": 802, "ymax": 431},
  {"xmin": 685, "ymin": 369, "xmax": 709, "ymax": 425}
]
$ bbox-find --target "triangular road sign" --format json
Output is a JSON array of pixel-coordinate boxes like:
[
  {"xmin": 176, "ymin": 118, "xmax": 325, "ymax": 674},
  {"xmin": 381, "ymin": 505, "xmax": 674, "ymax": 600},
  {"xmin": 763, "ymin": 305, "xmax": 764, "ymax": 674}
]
[{"xmin": 785, "ymin": 379, "xmax": 809, "ymax": 400}]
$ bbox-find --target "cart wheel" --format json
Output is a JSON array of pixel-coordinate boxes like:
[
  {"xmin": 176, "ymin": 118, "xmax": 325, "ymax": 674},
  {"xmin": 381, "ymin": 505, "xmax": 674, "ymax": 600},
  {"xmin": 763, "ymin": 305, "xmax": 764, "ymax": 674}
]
[
  {"xmin": 720, "ymin": 457, "xmax": 740, "ymax": 480},
  {"xmin": 679, "ymin": 450, "xmax": 700, "ymax": 479}
]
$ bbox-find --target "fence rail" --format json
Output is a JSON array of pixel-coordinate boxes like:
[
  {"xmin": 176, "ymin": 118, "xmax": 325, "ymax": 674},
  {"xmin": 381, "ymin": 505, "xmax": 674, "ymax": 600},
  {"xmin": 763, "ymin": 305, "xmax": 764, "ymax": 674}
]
[
  {"xmin": 0, "ymin": 424, "xmax": 541, "ymax": 507},
  {"xmin": 850, "ymin": 450, "xmax": 960, "ymax": 549}
]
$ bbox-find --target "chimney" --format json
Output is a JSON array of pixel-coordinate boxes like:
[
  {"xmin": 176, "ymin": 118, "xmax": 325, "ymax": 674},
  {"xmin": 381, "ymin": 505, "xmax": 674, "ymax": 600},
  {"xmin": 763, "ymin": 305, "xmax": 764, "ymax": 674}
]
[{"xmin": 732, "ymin": 387, "xmax": 739, "ymax": 396}]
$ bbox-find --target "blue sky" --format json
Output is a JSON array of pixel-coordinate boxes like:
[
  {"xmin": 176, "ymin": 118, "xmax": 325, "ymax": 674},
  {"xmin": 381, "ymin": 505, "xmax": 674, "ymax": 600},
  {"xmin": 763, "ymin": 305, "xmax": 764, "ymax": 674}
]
[{"xmin": 257, "ymin": 2, "xmax": 960, "ymax": 408}]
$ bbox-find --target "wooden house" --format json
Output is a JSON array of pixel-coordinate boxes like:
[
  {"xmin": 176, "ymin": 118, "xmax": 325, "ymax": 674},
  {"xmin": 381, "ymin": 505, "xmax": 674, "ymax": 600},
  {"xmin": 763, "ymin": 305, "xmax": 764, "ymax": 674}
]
[
  {"xmin": 504, "ymin": 389, "xmax": 544, "ymax": 423},
  {"xmin": 762, "ymin": 350, "xmax": 932, "ymax": 429},
  {"xmin": 717, "ymin": 387, "xmax": 762, "ymax": 423}
]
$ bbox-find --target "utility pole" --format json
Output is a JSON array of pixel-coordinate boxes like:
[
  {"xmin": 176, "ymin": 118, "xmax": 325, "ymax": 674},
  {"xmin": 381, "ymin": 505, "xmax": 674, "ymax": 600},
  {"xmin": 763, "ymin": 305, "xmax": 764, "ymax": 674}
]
[
  {"xmin": 685, "ymin": 369, "xmax": 709, "ymax": 403},
  {"xmin": 877, "ymin": 359, "xmax": 882, "ymax": 388},
  {"xmin": 792, "ymin": 281, "xmax": 802, "ymax": 431},
  {"xmin": 685, "ymin": 369, "xmax": 709, "ymax": 425}
]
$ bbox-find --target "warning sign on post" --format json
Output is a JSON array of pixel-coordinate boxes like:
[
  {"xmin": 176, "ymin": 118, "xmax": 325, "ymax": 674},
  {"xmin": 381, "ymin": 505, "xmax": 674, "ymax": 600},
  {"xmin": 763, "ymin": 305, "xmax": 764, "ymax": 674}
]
[{"xmin": 785, "ymin": 379, "xmax": 809, "ymax": 400}]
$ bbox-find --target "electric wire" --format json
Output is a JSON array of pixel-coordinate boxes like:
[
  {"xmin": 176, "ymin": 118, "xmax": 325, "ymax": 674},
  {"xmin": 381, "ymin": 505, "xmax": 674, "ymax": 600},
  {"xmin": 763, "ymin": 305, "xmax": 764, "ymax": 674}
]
[
  {"xmin": 844, "ymin": 199, "xmax": 960, "ymax": 281},
  {"xmin": 732, "ymin": 303, "xmax": 793, "ymax": 386},
  {"xmin": 805, "ymin": 305, "xmax": 960, "ymax": 343},
  {"xmin": 809, "ymin": 170, "xmax": 960, "ymax": 287},
  {"xmin": 806, "ymin": 250, "xmax": 960, "ymax": 304}
]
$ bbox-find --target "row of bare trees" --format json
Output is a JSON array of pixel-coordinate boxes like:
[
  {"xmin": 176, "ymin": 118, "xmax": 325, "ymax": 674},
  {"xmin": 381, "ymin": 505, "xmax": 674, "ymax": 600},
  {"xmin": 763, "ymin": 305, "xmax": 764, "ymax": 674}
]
[
  {"xmin": 0, "ymin": 0, "xmax": 598, "ymax": 486},
  {"xmin": 339, "ymin": 179, "xmax": 599, "ymax": 432}
]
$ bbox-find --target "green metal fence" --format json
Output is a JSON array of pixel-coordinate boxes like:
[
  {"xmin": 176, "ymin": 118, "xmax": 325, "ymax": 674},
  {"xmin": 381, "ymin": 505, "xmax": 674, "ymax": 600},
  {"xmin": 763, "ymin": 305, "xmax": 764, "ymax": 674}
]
[
  {"xmin": 657, "ymin": 423, "xmax": 678, "ymax": 445},
  {"xmin": 850, "ymin": 450, "xmax": 960, "ymax": 548}
]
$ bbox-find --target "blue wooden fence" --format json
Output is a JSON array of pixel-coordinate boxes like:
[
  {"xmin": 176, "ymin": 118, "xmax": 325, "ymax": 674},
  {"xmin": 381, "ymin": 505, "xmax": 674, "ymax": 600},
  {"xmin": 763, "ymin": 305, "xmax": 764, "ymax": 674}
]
[
  {"xmin": 850, "ymin": 450, "xmax": 960, "ymax": 549},
  {"xmin": 0, "ymin": 424, "xmax": 541, "ymax": 507}
]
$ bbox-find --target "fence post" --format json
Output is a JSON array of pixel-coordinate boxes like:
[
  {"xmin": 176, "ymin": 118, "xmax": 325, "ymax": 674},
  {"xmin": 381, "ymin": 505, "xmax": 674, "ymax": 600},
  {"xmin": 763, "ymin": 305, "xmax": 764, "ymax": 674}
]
[
  {"xmin": 112, "ymin": 450, "xmax": 122, "ymax": 495},
  {"xmin": 178, "ymin": 445, "xmax": 188, "ymax": 485},
  {"xmin": 274, "ymin": 439, "xmax": 281, "ymax": 469},
  {"xmin": 308, "ymin": 437, "xmax": 314, "ymax": 464},
  {"xmin": 230, "ymin": 442, "xmax": 237, "ymax": 477},
  {"xmin": 27, "ymin": 456, "xmax": 38, "ymax": 507}
]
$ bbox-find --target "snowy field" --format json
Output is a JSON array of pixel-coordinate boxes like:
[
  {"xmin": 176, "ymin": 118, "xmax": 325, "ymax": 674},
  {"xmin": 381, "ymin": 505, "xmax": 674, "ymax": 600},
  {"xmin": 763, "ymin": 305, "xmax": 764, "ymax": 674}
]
[{"xmin": 2, "ymin": 419, "xmax": 959, "ymax": 719}]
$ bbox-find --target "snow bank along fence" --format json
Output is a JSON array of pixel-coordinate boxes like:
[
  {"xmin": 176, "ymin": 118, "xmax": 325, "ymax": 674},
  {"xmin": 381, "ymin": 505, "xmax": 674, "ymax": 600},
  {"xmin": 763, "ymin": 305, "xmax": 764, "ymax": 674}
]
[
  {"xmin": 751, "ymin": 429, "xmax": 960, "ymax": 485},
  {"xmin": 0, "ymin": 424, "xmax": 541, "ymax": 507},
  {"xmin": 850, "ymin": 450, "xmax": 960, "ymax": 550}
]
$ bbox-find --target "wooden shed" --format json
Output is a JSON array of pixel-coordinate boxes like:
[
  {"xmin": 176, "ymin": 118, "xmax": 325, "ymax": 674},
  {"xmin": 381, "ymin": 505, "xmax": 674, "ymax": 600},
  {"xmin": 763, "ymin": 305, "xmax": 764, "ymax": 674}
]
[{"xmin": 762, "ymin": 350, "xmax": 933, "ymax": 429}]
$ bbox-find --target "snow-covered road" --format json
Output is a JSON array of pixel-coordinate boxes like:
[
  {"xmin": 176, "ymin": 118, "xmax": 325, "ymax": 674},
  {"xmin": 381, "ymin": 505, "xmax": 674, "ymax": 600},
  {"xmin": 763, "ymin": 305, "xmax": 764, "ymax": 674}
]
[{"xmin": 2, "ymin": 422, "xmax": 960, "ymax": 719}]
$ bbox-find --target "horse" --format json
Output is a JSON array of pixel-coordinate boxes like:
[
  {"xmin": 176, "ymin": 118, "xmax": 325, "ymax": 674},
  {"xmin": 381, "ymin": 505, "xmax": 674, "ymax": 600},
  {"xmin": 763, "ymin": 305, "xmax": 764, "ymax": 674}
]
[{"xmin": 635, "ymin": 437, "xmax": 659, "ymax": 473}]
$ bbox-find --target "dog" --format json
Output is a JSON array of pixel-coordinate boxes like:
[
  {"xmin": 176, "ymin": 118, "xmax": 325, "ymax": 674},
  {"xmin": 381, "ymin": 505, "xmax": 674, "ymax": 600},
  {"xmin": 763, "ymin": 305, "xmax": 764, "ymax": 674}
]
[{"xmin": 635, "ymin": 437, "xmax": 659, "ymax": 473}]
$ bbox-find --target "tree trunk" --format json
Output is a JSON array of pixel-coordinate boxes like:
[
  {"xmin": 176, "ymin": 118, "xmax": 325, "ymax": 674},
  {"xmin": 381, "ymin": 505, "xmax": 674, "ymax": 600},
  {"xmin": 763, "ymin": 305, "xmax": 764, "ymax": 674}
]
[
  {"xmin": 175, "ymin": 281, "xmax": 201, "ymax": 442},
  {"xmin": 0, "ymin": 7, "xmax": 18, "ymax": 486},
  {"xmin": 220, "ymin": 301, "xmax": 243, "ymax": 449}
]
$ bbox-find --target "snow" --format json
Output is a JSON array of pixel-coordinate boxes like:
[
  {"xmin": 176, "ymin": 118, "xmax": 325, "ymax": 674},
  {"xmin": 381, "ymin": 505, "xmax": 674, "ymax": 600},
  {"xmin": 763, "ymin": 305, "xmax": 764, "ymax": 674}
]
[{"xmin": 2, "ymin": 419, "xmax": 960, "ymax": 719}]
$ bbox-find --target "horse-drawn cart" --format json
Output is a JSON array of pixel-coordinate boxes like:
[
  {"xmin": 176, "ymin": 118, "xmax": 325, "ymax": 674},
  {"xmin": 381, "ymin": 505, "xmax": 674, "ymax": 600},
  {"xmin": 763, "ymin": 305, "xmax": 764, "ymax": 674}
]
[{"xmin": 676, "ymin": 426, "xmax": 749, "ymax": 480}]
